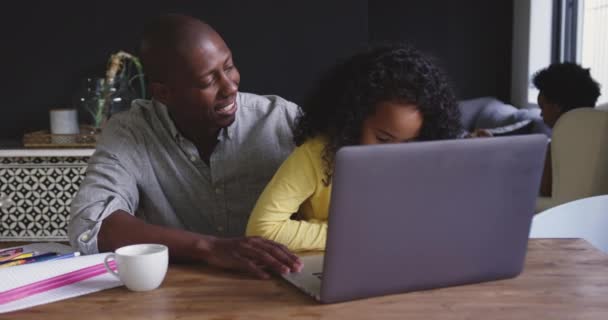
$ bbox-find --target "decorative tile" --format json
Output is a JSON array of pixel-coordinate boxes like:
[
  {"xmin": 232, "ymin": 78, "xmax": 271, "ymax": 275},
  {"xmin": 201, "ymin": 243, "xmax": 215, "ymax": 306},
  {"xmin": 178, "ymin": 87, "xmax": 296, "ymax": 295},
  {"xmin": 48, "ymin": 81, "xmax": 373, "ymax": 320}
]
[{"xmin": 0, "ymin": 157, "xmax": 89, "ymax": 241}]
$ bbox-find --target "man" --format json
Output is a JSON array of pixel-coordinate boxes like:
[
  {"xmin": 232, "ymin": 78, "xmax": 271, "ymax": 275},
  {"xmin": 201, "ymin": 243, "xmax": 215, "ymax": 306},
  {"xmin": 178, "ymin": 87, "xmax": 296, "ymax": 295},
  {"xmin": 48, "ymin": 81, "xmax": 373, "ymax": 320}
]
[
  {"xmin": 68, "ymin": 14, "xmax": 302, "ymax": 279},
  {"xmin": 532, "ymin": 62, "xmax": 601, "ymax": 196}
]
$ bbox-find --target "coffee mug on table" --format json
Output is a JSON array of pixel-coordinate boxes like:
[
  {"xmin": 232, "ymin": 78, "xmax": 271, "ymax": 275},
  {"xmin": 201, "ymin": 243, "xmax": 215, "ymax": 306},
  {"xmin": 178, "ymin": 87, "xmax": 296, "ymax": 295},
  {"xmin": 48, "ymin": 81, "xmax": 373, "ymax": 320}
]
[{"xmin": 103, "ymin": 244, "xmax": 169, "ymax": 292}]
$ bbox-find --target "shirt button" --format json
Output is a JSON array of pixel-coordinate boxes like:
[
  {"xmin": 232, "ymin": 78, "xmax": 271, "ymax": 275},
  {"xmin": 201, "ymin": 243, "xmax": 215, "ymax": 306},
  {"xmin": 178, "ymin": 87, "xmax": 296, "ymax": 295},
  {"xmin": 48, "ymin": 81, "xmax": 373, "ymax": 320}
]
[{"xmin": 190, "ymin": 155, "xmax": 197, "ymax": 162}]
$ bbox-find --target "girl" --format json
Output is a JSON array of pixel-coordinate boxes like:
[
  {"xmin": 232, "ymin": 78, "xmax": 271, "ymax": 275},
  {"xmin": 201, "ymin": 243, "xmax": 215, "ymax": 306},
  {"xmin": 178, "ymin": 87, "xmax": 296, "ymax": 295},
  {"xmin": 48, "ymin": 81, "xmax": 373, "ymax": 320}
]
[{"xmin": 246, "ymin": 43, "xmax": 462, "ymax": 251}]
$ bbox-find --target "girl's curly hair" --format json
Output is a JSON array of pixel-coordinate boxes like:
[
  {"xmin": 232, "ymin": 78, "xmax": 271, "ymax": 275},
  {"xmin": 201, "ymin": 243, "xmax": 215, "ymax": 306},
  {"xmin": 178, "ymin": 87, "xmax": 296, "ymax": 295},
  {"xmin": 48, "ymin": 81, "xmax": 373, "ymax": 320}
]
[{"xmin": 294, "ymin": 43, "xmax": 462, "ymax": 185}]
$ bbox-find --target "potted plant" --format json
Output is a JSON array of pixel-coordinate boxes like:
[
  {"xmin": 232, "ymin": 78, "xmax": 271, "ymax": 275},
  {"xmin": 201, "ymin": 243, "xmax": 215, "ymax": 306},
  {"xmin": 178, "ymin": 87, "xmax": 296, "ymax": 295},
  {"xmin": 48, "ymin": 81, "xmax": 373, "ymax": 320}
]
[{"xmin": 79, "ymin": 51, "xmax": 145, "ymax": 130}]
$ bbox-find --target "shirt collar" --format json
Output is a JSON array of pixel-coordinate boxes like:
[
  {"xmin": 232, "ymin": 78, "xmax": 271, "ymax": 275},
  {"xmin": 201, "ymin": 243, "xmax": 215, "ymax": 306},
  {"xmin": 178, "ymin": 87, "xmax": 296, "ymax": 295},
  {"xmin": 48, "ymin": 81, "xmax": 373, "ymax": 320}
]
[
  {"xmin": 152, "ymin": 95, "xmax": 239, "ymax": 142},
  {"xmin": 222, "ymin": 93, "xmax": 242, "ymax": 140},
  {"xmin": 152, "ymin": 99, "xmax": 181, "ymax": 141}
]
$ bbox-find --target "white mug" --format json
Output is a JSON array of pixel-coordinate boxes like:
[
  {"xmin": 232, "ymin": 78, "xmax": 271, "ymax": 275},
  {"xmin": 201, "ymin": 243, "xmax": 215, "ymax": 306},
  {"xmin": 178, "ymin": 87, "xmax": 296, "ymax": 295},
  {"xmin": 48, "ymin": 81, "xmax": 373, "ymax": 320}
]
[
  {"xmin": 103, "ymin": 244, "xmax": 169, "ymax": 292},
  {"xmin": 49, "ymin": 108, "xmax": 79, "ymax": 144},
  {"xmin": 49, "ymin": 108, "xmax": 79, "ymax": 134}
]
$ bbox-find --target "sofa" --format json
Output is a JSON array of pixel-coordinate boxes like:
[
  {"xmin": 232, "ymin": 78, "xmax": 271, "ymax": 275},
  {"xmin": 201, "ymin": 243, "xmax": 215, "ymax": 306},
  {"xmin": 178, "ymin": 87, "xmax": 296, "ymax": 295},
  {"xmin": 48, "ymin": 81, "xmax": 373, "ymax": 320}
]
[{"xmin": 458, "ymin": 97, "xmax": 552, "ymax": 137}]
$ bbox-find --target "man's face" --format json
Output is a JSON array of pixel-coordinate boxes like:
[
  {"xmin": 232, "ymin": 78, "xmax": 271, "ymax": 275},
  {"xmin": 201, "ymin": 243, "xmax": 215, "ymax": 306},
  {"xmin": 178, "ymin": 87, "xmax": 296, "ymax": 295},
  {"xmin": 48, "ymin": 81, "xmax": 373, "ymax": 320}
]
[
  {"xmin": 162, "ymin": 33, "xmax": 241, "ymax": 135},
  {"xmin": 537, "ymin": 93, "xmax": 562, "ymax": 128}
]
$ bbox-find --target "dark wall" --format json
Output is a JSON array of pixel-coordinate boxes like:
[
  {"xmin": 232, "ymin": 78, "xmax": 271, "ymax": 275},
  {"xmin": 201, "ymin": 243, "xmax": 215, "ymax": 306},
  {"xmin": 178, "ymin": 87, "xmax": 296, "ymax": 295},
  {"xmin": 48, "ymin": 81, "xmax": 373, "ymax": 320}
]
[
  {"xmin": 1, "ymin": 1, "xmax": 513, "ymax": 140},
  {"xmin": 369, "ymin": 0, "xmax": 513, "ymax": 101},
  {"xmin": 0, "ymin": 1, "xmax": 368, "ymax": 139}
]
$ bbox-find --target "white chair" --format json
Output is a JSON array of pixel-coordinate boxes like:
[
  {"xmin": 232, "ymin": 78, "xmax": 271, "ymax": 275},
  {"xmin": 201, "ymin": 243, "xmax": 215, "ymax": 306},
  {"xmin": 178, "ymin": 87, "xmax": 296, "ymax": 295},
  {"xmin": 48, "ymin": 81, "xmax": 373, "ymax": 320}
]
[
  {"xmin": 536, "ymin": 108, "xmax": 608, "ymax": 212},
  {"xmin": 530, "ymin": 195, "xmax": 608, "ymax": 253}
]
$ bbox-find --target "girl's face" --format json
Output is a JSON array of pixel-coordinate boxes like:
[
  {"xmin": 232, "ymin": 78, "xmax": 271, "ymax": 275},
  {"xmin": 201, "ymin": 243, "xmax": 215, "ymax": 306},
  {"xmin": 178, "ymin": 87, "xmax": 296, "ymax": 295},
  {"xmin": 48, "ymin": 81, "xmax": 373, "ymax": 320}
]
[{"xmin": 360, "ymin": 101, "xmax": 423, "ymax": 145}]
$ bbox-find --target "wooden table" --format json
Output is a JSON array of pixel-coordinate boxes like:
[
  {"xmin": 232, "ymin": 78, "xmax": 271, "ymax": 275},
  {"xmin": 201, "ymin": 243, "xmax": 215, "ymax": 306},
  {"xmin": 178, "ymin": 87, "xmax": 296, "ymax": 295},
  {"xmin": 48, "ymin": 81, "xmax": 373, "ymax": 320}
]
[{"xmin": 2, "ymin": 239, "xmax": 608, "ymax": 319}]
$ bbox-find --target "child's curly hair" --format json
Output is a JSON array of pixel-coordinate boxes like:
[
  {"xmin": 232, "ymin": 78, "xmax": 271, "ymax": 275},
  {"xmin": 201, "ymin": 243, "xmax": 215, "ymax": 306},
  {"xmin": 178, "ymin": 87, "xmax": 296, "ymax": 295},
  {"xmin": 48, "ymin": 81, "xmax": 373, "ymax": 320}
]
[
  {"xmin": 532, "ymin": 62, "xmax": 601, "ymax": 111},
  {"xmin": 294, "ymin": 43, "xmax": 462, "ymax": 184}
]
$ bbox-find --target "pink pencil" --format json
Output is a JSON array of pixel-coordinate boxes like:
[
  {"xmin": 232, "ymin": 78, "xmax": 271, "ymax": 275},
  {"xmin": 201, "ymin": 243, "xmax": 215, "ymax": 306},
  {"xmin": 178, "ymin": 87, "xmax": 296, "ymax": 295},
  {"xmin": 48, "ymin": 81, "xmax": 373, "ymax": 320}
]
[
  {"xmin": 0, "ymin": 261, "xmax": 117, "ymax": 305},
  {"xmin": 0, "ymin": 248, "xmax": 23, "ymax": 257},
  {"xmin": 0, "ymin": 253, "xmax": 23, "ymax": 263}
]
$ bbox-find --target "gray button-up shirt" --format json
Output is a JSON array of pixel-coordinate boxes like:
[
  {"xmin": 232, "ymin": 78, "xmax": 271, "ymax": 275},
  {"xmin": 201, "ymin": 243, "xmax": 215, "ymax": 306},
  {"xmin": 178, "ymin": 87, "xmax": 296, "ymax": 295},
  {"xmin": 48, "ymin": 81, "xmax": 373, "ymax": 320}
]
[{"xmin": 68, "ymin": 92, "xmax": 299, "ymax": 254}]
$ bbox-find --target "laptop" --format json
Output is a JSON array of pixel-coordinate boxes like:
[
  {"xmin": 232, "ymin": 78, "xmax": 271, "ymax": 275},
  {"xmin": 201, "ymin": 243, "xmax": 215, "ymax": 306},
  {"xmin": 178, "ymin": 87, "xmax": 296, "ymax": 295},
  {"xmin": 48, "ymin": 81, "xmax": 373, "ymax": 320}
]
[{"xmin": 282, "ymin": 134, "xmax": 548, "ymax": 303}]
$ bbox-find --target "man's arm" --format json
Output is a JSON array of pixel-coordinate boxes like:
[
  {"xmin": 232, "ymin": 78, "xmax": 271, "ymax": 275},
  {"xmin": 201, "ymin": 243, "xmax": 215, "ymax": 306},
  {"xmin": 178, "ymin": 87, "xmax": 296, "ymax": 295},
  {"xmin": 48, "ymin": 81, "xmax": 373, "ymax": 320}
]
[
  {"xmin": 69, "ymin": 116, "xmax": 300, "ymax": 279},
  {"xmin": 99, "ymin": 210, "xmax": 302, "ymax": 279}
]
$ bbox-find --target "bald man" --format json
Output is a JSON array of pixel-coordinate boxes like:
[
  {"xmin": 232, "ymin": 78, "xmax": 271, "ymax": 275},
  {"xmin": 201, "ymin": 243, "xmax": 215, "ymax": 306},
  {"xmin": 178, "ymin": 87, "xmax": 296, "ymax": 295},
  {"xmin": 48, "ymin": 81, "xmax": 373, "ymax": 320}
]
[{"xmin": 68, "ymin": 14, "xmax": 302, "ymax": 278}]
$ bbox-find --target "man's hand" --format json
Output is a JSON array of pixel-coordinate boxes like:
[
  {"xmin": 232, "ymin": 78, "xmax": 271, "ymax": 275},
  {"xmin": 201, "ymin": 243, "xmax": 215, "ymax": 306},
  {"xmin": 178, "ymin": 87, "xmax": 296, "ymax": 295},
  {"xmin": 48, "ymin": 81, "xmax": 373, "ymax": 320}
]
[
  {"xmin": 96, "ymin": 212, "xmax": 302, "ymax": 279},
  {"xmin": 197, "ymin": 236, "xmax": 303, "ymax": 279},
  {"xmin": 465, "ymin": 128, "xmax": 493, "ymax": 138}
]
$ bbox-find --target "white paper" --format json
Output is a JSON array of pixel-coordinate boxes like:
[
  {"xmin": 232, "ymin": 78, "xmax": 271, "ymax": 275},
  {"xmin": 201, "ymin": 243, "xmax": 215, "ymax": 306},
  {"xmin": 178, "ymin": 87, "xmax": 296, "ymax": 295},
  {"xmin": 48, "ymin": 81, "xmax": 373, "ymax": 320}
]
[{"xmin": 0, "ymin": 243, "xmax": 122, "ymax": 313}]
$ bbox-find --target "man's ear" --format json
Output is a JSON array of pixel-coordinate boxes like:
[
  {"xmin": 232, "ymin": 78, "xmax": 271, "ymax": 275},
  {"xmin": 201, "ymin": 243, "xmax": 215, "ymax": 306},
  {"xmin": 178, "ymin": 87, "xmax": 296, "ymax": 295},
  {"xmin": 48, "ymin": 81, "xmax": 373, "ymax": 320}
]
[{"xmin": 149, "ymin": 82, "xmax": 171, "ymax": 105}]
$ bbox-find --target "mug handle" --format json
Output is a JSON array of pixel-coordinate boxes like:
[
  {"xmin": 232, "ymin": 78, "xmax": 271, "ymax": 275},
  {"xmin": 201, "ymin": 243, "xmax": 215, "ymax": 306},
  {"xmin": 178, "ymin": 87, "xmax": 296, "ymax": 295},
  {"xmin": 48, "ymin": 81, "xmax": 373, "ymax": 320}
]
[{"xmin": 104, "ymin": 253, "xmax": 119, "ymax": 278}]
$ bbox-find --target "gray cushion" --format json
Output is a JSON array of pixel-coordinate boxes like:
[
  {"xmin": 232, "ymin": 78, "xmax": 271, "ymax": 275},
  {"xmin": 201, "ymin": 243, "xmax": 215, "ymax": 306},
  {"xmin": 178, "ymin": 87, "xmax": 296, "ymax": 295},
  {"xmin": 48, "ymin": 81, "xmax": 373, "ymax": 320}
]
[
  {"xmin": 458, "ymin": 97, "xmax": 498, "ymax": 131},
  {"xmin": 457, "ymin": 96, "xmax": 552, "ymax": 137},
  {"xmin": 474, "ymin": 100, "xmax": 519, "ymax": 129}
]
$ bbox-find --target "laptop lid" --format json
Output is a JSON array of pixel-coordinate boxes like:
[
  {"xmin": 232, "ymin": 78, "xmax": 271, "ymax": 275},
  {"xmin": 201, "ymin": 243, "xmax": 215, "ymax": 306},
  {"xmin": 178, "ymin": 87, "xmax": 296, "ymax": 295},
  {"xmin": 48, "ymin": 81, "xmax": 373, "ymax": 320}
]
[{"xmin": 320, "ymin": 134, "xmax": 548, "ymax": 303}]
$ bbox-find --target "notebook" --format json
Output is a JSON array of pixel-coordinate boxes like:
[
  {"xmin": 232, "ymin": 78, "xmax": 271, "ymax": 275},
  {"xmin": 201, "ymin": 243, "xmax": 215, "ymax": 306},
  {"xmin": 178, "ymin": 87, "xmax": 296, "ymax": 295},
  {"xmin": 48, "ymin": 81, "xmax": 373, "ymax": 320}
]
[{"xmin": 0, "ymin": 243, "xmax": 122, "ymax": 314}]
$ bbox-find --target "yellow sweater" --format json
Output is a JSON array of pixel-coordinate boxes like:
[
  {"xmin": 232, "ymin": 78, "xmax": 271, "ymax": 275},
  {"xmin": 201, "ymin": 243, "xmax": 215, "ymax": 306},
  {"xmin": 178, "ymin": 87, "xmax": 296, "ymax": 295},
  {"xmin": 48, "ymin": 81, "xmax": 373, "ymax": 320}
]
[{"xmin": 246, "ymin": 137, "xmax": 330, "ymax": 251}]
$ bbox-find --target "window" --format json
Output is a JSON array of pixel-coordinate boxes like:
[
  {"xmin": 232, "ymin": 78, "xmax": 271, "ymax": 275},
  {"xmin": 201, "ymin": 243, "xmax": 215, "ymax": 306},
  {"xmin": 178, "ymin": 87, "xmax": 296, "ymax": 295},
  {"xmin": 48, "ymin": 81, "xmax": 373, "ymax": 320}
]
[
  {"xmin": 560, "ymin": 0, "xmax": 607, "ymax": 104},
  {"xmin": 511, "ymin": 0, "xmax": 606, "ymax": 107},
  {"xmin": 511, "ymin": 0, "xmax": 553, "ymax": 108},
  {"xmin": 579, "ymin": 0, "xmax": 608, "ymax": 104}
]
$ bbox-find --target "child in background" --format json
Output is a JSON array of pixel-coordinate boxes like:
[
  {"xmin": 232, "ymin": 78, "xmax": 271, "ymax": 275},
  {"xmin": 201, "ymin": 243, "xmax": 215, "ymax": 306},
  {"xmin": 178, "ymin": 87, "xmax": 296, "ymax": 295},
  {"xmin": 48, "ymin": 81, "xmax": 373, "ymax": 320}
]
[
  {"xmin": 532, "ymin": 62, "xmax": 601, "ymax": 196},
  {"xmin": 246, "ymin": 43, "xmax": 462, "ymax": 251}
]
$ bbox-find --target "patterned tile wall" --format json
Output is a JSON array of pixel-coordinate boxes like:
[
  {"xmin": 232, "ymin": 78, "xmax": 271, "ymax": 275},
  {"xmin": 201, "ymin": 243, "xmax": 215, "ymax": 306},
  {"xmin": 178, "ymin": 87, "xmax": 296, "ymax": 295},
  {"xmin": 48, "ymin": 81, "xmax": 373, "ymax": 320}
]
[{"xmin": 0, "ymin": 157, "xmax": 89, "ymax": 241}]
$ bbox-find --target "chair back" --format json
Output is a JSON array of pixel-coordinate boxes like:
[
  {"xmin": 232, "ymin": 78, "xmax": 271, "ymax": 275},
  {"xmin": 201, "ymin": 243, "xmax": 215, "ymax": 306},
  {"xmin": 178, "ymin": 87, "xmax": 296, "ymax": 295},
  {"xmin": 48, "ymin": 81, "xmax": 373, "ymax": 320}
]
[
  {"xmin": 551, "ymin": 108, "xmax": 608, "ymax": 204},
  {"xmin": 530, "ymin": 195, "xmax": 608, "ymax": 253}
]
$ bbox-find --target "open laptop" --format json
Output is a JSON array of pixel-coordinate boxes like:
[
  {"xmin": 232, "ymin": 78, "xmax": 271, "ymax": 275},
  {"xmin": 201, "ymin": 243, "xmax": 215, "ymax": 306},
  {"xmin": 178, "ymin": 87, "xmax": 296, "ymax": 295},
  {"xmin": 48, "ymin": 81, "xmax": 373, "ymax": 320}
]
[{"xmin": 282, "ymin": 134, "xmax": 548, "ymax": 303}]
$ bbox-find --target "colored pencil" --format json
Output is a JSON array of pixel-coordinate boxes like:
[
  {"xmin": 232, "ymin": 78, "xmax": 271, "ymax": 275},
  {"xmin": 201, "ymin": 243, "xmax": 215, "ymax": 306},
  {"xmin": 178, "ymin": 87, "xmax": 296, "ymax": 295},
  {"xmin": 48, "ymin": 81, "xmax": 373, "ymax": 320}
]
[
  {"xmin": 0, "ymin": 248, "xmax": 23, "ymax": 256},
  {"xmin": 0, "ymin": 253, "xmax": 25, "ymax": 263},
  {"xmin": 0, "ymin": 253, "xmax": 35, "ymax": 263},
  {"xmin": 0, "ymin": 260, "xmax": 26, "ymax": 269},
  {"xmin": 42, "ymin": 252, "xmax": 81, "ymax": 262},
  {"xmin": 0, "ymin": 252, "xmax": 58, "ymax": 266}
]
